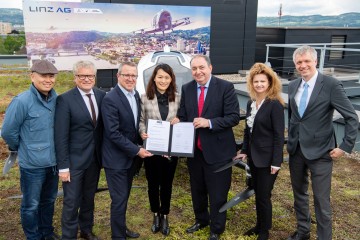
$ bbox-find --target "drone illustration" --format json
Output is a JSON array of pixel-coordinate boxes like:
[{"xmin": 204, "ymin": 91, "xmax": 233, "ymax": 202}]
[{"xmin": 133, "ymin": 9, "xmax": 191, "ymax": 35}]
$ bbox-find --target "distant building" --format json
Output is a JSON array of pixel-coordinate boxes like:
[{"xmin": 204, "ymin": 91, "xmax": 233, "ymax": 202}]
[
  {"xmin": 0, "ymin": 22, "xmax": 12, "ymax": 34},
  {"xmin": 256, "ymin": 27, "xmax": 360, "ymax": 76},
  {"xmin": 177, "ymin": 38, "xmax": 185, "ymax": 52}
]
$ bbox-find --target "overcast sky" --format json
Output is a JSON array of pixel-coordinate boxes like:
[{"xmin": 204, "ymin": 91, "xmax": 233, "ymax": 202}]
[{"xmin": 1, "ymin": 0, "xmax": 360, "ymax": 16}]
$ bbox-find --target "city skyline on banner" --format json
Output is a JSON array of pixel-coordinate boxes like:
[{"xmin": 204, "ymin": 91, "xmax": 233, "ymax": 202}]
[{"xmin": 23, "ymin": 1, "xmax": 211, "ymax": 70}]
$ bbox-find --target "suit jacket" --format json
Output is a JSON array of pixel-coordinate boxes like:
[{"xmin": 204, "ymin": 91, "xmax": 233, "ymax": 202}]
[
  {"xmin": 55, "ymin": 87, "xmax": 106, "ymax": 170},
  {"xmin": 287, "ymin": 72, "xmax": 359, "ymax": 160},
  {"xmin": 139, "ymin": 93, "xmax": 181, "ymax": 135},
  {"xmin": 177, "ymin": 76, "xmax": 241, "ymax": 164},
  {"xmin": 242, "ymin": 99, "xmax": 285, "ymax": 168},
  {"xmin": 101, "ymin": 85, "xmax": 141, "ymax": 170}
]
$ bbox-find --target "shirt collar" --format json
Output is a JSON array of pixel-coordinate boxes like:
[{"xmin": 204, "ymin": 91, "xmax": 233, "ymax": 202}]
[
  {"xmin": 197, "ymin": 75, "xmax": 212, "ymax": 88},
  {"xmin": 155, "ymin": 89, "xmax": 168, "ymax": 99},
  {"xmin": 77, "ymin": 87, "xmax": 94, "ymax": 96},
  {"xmin": 118, "ymin": 83, "xmax": 135, "ymax": 96},
  {"xmin": 302, "ymin": 70, "xmax": 318, "ymax": 89}
]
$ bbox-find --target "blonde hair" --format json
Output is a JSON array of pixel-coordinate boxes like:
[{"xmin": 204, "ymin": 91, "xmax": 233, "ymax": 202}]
[{"xmin": 246, "ymin": 63, "xmax": 284, "ymax": 106}]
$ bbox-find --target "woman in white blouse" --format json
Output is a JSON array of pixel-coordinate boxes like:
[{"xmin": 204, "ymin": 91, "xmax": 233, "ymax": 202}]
[{"xmin": 234, "ymin": 63, "xmax": 285, "ymax": 240}]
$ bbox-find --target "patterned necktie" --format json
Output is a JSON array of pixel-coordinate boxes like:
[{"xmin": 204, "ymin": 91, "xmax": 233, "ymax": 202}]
[
  {"xmin": 197, "ymin": 86, "xmax": 205, "ymax": 150},
  {"xmin": 298, "ymin": 82, "xmax": 309, "ymax": 117},
  {"xmin": 86, "ymin": 93, "xmax": 96, "ymax": 126}
]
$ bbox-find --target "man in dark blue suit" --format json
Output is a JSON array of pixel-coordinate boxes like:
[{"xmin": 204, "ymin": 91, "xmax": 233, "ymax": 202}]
[
  {"xmin": 55, "ymin": 61, "xmax": 105, "ymax": 240},
  {"xmin": 101, "ymin": 62, "xmax": 153, "ymax": 240},
  {"xmin": 177, "ymin": 55, "xmax": 240, "ymax": 240}
]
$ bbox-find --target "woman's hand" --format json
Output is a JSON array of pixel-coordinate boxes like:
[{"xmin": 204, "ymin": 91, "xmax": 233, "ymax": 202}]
[
  {"xmin": 170, "ymin": 117, "xmax": 180, "ymax": 125},
  {"xmin": 233, "ymin": 151, "xmax": 247, "ymax": 161},
  {"xmin": 141, "ymin": 133, "xmax": 149, "ymax": 140},
  {"xmin": 270, "ymin": 166, "xmax": 280, "ymax": 174}
]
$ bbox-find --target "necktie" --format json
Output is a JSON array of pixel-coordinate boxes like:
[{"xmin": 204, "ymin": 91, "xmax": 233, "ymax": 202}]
[
  {"xmin": 197, "ymin": 86, "xmax": 205, "ymax": 150},
  {"xmin": 86, "ymin": 93, "xmax": 96, "ymax": 126},
  {"xmin": 298, "ymin": 83, "xmax": 309, "ymax": 117}
]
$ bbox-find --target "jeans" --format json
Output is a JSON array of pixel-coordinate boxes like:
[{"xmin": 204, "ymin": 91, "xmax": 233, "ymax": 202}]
[{"xmin": 20, "ymin": 166, "xmax": 59, "ymax": 240}]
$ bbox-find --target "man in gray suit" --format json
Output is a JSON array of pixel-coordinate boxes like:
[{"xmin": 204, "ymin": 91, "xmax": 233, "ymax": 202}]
[{"xmin": 287, "ymin": 45, "xmax": 358, "ymax": 240}]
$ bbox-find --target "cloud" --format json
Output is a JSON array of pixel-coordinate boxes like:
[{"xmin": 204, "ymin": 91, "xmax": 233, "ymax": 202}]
[{"xmin": 258, "ymin": 0, "xmax": 360, "ymax": 16}]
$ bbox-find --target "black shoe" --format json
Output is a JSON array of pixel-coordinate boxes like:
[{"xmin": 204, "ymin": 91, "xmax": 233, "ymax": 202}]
[
  {"xmin": 79, "ymin": 231, "xmax": 100, "ymax": 240},
  {"xmin": 126, "ymin": 228, "xmax": 140, "ymax": 238},
  {"xmin": 287, "ymin": 231, "xmax": 310, "ymax": 240},
  {"xmin": 151, "ymin": 213, "xmax": 161, "ymax": 233},
  {"xmin": 186, "ymin": 222, "xmax": 209, "ymax": 233},
  {"xmin": 257, "ymin": 231, "xmax": 269, "ymax": 240},
  {"xmin": 41, "ymin": 233, "xmax": 60, "ymax": 240},
  {"xmin": 160, "ymin": 215, "xmax": 170, "ymax": 236},
  {"xmin": 243, "ymin": 226, "xmax": 260, "ymax": 236},
  {"xmin": 208, "ymin": 232, "xmax": 220, "ymax": 240}
]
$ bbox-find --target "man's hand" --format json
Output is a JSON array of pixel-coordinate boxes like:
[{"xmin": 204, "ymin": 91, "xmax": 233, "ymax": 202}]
[
  {"xmin": 193, "ymin": 117, "xmax": 209, "ymax": 129},
  {"xmin": 330, "ymin": 147, "xmax": 345, "ymax": 158},
  {"xmin": 137, "ymin": 148, "xmax": 153, "ymax": 158},
  {"xmin": 59, "ymin": 171, "xmax": 70, "ymax": 182}
]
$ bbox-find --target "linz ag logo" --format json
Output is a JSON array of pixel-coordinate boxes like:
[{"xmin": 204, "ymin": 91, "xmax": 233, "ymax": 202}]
[{"xmin": 29, "ymin": 6, "xmax": 71, "ymax": 13}]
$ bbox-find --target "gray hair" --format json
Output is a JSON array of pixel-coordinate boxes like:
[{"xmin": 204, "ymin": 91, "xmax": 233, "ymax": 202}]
[
  {"xmin": 190, "ymin": 54, "xmax": 212, "ymax": 66},
  {"xmin": 293, "ymin": 45, "xmax": 317, "ymax": 63},
  {"xmin": 73, "ymin": 60, "xmax": 97, "ymax": 75},
  {"xmin": 117, "ymin": 62, "xmax": 137, "ymax": 74}
]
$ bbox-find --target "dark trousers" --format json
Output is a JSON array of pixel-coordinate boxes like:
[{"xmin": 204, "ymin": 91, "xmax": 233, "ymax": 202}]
[
  {"xmin": 289, "ymin": 146, "xmax": 333, "ymax": 240},
  {"xmin": 61, "ymin": 159, "xmax": 101, "ymax": 239},
  {"xmin": 248, "ymin": 159, "xmax": 278, "ymax": 232},
  {"xmin": 105, "ymin": 165, "xmax": 134, "ymax": 240},
  {"xmin": 144, "ymin": 155, "xmax": 178, "ymax": 215},
  {"xmin": 187, "ymin": 149, "xmax": 232, "ymax": 234}
]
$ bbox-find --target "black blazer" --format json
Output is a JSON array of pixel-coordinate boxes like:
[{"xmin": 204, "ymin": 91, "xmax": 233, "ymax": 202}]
[
  {"xmin": 55, "ymin": 87, "xmax": 106, "ymax": 170},
  {"xmin": 177, "ymin": 76, "xmax": 241, "ymax": 164},
  {"xmin": 242, "ymin": 99, "xmax": 285, "ymax": 168},
  {"xmin": 101, "ymin": 85, "xmax": 141, "ymax": 170}
]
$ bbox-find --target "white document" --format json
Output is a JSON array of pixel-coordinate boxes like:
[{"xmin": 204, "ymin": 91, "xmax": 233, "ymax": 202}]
[
  {"xmin": 145, "ymin": 119, "xmax": 171, "ymax": 153},
  {"xmin": 170, "ymin": 122, "xmax": 195, "ymax": 156},
  {"xmin": 145, "ymin": 119, "xmax": 195, "ymax": 157}
]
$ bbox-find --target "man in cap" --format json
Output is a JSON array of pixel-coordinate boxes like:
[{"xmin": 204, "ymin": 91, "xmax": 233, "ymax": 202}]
[{"xmin": 1, "ymin": 60, "xmax": 60, "ymax": 240}]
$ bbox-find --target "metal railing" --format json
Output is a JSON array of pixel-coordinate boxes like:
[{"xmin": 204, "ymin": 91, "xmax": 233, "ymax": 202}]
[{"xmin": 265, "ymin": 42, "xmax": 360, "ymax": 74}]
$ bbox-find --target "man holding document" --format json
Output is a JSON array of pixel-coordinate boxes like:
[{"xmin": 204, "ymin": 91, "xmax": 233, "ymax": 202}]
[
  {"xmin": 177, "ymin": 55, "xmax": 241, "ymax": 240},
  {"xmin": 139, "ymin": 64, "xmax": 181, "ymax": 236}
]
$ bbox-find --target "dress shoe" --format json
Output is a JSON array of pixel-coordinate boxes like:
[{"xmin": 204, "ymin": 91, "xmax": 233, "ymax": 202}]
[
  {"xmin": 243, "ymin": 226, "xmax": 260, "ymax": 236},
  {"xmin": 287, "ymin": 231, "xmax": 310, "ymax": 240},
  {"xmin": 79, "ymin": 231, "xmax": 100, "ymax": 240},
  {"xmin": 186, "ymin": 222, "xmax": 209, "ymax": 233},
  {"xmin": 208, "ymin": 232, "xmax": 220, "ymax": 240},
  {"xmin": 160, "ymin": 215, "xmax": 170, "ymax": 236},
  {"xmin": 41, "ymin": 233, "xmax": 60, "ymax": 240},
  {"xmin": 257, "ymin": 231, "xmax": 269, "ymax": 240},
  {"xmin": 126, "ymin": 227, "xmax": 140, "ymax": 238},
  {"xmin": 151, "ymin": 213, "xmax": 161, "ymax": 233}
]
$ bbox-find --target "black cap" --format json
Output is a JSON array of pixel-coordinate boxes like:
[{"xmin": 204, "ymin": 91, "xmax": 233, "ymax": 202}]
[{"xmin": 30, "ymin": 60, "xmax": 58, "ymax": 74}]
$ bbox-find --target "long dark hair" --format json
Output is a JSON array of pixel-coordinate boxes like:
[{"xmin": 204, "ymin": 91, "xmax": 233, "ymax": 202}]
[{"xmin": 146, "ymin": 63, "xmax": 177, "ymax": 102}]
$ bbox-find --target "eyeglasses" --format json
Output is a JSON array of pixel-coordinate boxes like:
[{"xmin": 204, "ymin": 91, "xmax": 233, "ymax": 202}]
[
  {"xmin": 76, "ymin": 75, "xmax": 95, "ymax": 80},
  {"xmin": 119, "ymin": 74, "xmax": 138, "ymax": 79}
]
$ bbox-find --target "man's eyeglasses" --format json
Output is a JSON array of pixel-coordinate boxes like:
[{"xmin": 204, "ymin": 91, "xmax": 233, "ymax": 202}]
[
  {"xmin": 76, "ymin": 75, "xmax": 95, "ymax": 80},
  {"xmin": 119, "ymin": 74, "xmax": 138, "ymax": 79}
]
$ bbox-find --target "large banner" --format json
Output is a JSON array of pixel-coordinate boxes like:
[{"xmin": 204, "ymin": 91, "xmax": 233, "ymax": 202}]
[{"xmin": 23, "ymin": 1, "xmax": 211, "ymax": 70}]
